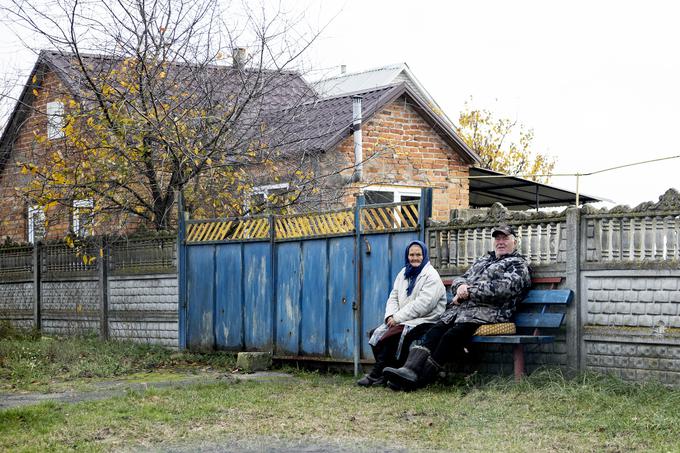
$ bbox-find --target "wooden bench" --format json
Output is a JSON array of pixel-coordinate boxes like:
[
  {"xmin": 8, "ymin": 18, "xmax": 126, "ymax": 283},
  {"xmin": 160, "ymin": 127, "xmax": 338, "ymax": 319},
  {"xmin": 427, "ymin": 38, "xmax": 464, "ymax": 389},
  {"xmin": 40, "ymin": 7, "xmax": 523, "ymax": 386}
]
[{"xmin": 443, "ymin": 277, "xmax": 573, "ymax": 381}]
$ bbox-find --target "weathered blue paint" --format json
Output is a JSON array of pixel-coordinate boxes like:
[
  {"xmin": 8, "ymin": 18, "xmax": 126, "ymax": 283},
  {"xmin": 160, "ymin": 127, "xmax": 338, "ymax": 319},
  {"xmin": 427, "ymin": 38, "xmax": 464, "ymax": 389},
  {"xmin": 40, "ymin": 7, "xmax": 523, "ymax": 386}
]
[
  {"xmin": 418, "ymin": 188, "xmax": 433, "ymax": 243},
  {"xmin": 275, "ymin": 242, "xmax": 302, "ymax": 355},
  {"xmin": 327, "ymin": 236, "xmax": 355, "ymax": 359},
  {"xmin": 300, "ymin": 240, "xmax": 328, "ymax": 356},
  {"xmin": 182, "ymin": 203, "xmax": 425, "ymax": 362},
  {"xmin": 353, "ymin": 195, "xmax": 364, "ymax": 374},
  {"xmin": 360, "ymin": 232, "xmax": 419, "ymax": 359},
  {"xmin": 186, "ymin": 245, "xmax": 215, "ymax": 351},
  {"xmin": 243, "ymin": 242, "xmax": 273, "ymax": 350},
  {"xmin": 360, "ymin": 234, "xmax": 391, "ymax": 360},
  {"xmin": 177, "ymin": 194, "xmax": 187, "ymax": 349},
  {"xmin": 215, "ymin": 244, "xmax": 243, "ymax": 350}
]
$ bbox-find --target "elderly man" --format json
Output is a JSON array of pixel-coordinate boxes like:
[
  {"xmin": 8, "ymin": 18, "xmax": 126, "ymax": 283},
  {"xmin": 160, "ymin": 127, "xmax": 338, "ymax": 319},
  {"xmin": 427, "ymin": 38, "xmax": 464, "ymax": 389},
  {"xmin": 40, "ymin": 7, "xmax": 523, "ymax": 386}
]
[{"xmin": 383, "ymin": 225, "xmax": 531, "ymax": 391}]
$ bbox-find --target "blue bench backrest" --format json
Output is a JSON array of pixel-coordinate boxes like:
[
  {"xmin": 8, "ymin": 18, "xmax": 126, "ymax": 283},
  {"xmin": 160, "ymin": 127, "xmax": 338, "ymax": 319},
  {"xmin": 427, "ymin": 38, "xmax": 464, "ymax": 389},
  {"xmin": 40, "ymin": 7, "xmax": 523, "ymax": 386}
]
[{"xmin": 514, "ymin": 289, "xmax": 573, "ymax": 329}]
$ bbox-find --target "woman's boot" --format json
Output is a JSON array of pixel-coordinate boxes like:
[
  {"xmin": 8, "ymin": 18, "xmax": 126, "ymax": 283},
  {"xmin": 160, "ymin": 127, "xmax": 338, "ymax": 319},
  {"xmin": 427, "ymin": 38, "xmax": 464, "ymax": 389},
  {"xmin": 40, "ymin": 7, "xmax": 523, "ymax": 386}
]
[{"xmin": 383, "ymin": 345, "xmax": 430, "ymax": 391}]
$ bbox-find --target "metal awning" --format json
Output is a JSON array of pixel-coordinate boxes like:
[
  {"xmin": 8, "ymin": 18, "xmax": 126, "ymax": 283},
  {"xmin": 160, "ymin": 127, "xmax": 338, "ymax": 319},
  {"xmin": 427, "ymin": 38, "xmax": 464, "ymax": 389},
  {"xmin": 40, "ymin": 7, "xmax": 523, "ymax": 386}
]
[{"xmin": 468, "ymin": 167, "xmax": 602, "ymax": 210}]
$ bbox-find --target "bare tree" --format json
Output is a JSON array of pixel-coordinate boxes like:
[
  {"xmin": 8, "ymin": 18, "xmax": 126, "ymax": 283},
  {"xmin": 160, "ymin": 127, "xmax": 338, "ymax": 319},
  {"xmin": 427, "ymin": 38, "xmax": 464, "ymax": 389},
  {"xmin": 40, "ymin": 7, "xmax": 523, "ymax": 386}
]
[{"xmin": 1, "ymin": 0, "xmax": 346, "ymax": 233}]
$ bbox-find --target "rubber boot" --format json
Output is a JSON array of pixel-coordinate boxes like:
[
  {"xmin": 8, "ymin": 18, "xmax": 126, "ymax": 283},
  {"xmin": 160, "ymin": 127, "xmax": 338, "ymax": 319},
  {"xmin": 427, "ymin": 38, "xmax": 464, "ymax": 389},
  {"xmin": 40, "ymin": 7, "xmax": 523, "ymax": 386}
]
[
  {"xmin": 417, "ymin": 357, "xmax": 443, "ymax": 388},
  {"xmin": 356, "ymin": 370, "xmax": 386, "ymax": 387},
  {"xmin": 383, "ymin": 345, "xmax": 430, "ymax": 391}
]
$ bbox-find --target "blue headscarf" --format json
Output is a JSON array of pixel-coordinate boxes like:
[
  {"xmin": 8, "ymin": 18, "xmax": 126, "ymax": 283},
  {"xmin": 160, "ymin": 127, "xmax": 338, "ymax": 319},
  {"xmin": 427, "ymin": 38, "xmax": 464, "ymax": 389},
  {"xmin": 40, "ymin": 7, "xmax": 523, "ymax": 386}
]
[{"xmin": 404, "ymin": 240, "xmax": 429, "ymax": 296}]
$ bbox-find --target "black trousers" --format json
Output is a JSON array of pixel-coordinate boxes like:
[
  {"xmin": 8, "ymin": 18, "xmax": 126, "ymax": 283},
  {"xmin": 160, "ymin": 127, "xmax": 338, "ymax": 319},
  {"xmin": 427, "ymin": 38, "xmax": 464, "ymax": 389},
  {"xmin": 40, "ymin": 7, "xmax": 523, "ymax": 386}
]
[
  {"xmin": 420, "ymin": 321, "xmax": 480, "ymax": 366},
  {"xmin": 369, "ymin": 323, "xmax": 433, "ymax": 377}
]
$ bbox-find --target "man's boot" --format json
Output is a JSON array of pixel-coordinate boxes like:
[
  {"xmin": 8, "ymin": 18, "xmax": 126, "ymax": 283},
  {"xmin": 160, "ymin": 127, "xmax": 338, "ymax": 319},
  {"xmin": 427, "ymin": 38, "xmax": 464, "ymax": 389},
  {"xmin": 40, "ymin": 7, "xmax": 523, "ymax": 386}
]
[{"xmin": 383, "ymin": 345, "xmax": 430, "ymax": 391}]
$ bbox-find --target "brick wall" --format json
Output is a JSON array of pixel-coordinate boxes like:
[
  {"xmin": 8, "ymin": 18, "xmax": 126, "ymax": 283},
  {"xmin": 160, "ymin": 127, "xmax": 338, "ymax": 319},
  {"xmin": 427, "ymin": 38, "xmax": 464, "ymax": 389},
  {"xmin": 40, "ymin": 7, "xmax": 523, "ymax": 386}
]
[
  {"xmin": 332, "ymin": 96, "xmax": 470, "ymax": 221},
  {"xmin": 0, "ymin": 71, "xmax": 72, "ymax": 242}
]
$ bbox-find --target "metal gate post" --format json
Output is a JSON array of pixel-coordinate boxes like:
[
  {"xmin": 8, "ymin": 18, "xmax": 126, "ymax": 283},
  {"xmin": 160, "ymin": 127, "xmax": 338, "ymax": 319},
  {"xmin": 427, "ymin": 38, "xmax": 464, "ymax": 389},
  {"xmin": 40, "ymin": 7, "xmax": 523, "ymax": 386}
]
[
  {"xmin": 353, "ymin": 194, "xmax": 365, "ymax": 377},
  {"xmin": 177, "ymin": 192, "xmax": 187, "ymax": 350},
  {"xmin": 418, "ymin": 188, "xmax": 433, "ymax": 243}
]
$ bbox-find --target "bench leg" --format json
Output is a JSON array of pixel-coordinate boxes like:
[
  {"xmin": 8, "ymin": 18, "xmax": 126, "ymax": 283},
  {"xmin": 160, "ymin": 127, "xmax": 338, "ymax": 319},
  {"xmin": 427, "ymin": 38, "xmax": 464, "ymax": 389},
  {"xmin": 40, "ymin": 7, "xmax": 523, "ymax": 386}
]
[{"xmin": 513, "ymin": 344, "xmax": 525, "ymax": 382}]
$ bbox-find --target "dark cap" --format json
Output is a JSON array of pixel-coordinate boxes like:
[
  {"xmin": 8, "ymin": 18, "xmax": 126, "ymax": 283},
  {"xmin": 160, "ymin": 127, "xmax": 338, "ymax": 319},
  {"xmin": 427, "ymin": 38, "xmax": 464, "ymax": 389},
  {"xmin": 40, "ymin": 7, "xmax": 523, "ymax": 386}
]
[{"xmin": 492, "ymin": 225, "xmax": 517, "ymax": 237}]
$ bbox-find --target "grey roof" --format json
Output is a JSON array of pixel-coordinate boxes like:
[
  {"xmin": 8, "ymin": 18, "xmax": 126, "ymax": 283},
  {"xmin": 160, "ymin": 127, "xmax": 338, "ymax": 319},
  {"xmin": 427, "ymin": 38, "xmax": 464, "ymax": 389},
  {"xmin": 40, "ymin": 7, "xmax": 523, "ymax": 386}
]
[
  {"xmin": 0, "ymin": 50, "xmax": 315, "ymax": 176},
  {"xmin": 274, "ymin": 83, "xmax": 480, "ymax": 164},
  {"xmin": 469, "ymin": 167, "xmax": 602, "ymax": 210}
]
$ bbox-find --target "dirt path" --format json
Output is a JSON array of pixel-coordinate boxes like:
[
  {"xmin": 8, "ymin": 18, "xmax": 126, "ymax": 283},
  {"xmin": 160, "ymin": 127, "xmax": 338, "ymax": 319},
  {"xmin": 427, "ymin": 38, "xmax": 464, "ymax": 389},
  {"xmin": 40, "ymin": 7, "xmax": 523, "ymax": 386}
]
[{"xmin": 0, "ymin": 371, "xmax": 293, "ymax": 410}]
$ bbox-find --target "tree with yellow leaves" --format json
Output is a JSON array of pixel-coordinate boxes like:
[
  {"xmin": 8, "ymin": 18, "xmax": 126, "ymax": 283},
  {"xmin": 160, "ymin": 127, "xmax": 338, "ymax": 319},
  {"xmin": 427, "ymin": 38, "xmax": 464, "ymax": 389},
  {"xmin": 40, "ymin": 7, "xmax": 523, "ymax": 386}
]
[
  {"xmin": 4, "ymin": 0, "xmax": 331, "ymax": 234},
  {"xmin": 456, "ymin": 101, "xmax": 556, "ymax": 183}
]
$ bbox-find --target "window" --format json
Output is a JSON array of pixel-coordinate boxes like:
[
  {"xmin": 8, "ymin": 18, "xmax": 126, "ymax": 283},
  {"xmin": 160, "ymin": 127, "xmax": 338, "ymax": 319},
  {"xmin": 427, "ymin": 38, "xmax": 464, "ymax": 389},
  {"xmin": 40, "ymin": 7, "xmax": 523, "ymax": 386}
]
[
  {"xmin": 27, "ymin": 205, "xmax": 46, "ymax": 243},
  {"xmin": 364, "ymin": 186, "xmax": 421, "ymax": 205},
  {"xmin": 247, "ymin": 183, "xmax": 289, "ymax": 215},
  {"xmin": 46, "ymin": 101, "xmax": 65, "ymax": 139},
  {"xmin": 364, "ymin": 186, "xmax": 421, "ymax": 227},
  {"xmin": 72, "ymin": 199, "xmax": 94, "ymax": 237}
]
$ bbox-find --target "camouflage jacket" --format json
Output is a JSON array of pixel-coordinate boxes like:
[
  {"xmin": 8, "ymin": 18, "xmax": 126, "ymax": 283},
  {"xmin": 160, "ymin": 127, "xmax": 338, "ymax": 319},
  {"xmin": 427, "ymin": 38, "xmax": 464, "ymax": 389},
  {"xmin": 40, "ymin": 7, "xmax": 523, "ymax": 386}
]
[{"xmin": 441, "ymin": 250, "xmax": 531, "ymax": 325}]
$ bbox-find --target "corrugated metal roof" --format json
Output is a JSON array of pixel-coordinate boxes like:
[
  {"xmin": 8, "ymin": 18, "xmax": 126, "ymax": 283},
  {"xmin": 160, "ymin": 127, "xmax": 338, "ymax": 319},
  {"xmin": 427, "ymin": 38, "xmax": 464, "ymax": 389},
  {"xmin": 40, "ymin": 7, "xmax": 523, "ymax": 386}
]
[
  {"xmin": 312, "ymin": 63, "xmax": 455, "ymax": 127},
  {"xmin": 469, "ymin": 167, "xmax": 602, "ymax": 210},
  {"xmin": 312, "ymin": 64, "xmax": 405, "ymax": 97}
]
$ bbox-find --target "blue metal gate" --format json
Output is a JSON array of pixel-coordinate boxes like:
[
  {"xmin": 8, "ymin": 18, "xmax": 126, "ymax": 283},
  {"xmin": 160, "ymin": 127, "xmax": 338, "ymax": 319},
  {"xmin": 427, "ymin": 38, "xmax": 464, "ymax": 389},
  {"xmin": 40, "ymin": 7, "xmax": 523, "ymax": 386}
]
[{"xmin": 178, "ymin": 190, "xmax": 432, "ymax": 371}]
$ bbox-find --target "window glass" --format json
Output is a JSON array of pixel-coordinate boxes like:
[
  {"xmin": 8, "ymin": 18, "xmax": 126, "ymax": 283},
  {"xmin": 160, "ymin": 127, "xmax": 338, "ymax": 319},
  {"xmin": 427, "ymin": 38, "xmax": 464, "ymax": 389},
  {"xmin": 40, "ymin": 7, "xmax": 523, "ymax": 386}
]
[
  {"xmin": 28, "ymin": 206, "xmax": 46, "ymax": 243},
  {"xmin": 365, "ymin": 190, "xmax": 394, "ymax": 205},
  {"xmin": 46, "ymin": 101, "xmax": 65, "ymax": 139},
  {"xmin": 248, "ymin": 183, "xmax": 289, "ymax": 215},
  {"xmin": 73, "ymin": 199, "xmax": 94, "ymax": 236}
]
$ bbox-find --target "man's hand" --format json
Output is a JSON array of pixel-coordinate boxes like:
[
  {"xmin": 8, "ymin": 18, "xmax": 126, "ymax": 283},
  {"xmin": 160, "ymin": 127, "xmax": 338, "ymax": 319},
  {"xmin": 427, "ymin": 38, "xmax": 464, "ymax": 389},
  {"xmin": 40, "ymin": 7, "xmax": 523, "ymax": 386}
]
[
  {"xmin": 386, "ymin": 316, "xmax": 398, "ymax": 327},
  {"xmin": 456, "ymin": 284, "xmax": 470, "ymax": 300}
]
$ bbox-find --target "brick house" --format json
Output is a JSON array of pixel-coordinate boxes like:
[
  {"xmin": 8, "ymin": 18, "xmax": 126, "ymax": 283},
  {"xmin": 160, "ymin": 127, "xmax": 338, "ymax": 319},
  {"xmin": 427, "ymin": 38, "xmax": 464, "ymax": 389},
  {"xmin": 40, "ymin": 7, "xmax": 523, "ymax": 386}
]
[
  {"xmin": 278, "ymin": 83, "xmax": 479, "ymax": 220},
  {"xmin": 0, "ymin": 51, "xmax": 481, "ymax": 243}
]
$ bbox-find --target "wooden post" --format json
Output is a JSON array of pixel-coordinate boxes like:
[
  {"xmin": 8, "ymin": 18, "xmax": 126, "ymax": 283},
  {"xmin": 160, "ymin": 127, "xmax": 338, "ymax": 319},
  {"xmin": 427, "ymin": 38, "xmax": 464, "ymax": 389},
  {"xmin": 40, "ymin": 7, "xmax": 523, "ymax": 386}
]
[
  {"xmin": 98, "ymin": 236, "xmax": 109, "ymax": 340},
  {"xmin": 32, "ymin": 241, "xmax": 42, "ymax": 331},
  {"xmin": 565, "ymin": 207, "xmax": 582, "ymax": 375}
]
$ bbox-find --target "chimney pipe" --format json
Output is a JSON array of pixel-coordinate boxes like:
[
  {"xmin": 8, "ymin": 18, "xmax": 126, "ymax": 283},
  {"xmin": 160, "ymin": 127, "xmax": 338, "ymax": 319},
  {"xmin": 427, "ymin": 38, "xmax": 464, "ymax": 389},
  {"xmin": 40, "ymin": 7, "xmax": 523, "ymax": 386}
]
[
  {"xmin": 352, "ymin": 95, "xmax": 363, "ymax": 183},
  {"xmin": 340, "ymin": 64, "xmax": 347, "ymax": 74},
  {"xmin": 233, "ymin": 47, "xmax": 247, "ymax": 68}
]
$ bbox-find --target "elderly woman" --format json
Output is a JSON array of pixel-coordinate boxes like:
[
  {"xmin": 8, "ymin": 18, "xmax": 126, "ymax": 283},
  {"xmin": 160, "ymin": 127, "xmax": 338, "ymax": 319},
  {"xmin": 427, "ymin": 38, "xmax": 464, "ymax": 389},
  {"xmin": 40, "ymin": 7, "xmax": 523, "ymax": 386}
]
[{"xmin": 357, "ymin": 240, "xmax": 446, "ymax": 387}]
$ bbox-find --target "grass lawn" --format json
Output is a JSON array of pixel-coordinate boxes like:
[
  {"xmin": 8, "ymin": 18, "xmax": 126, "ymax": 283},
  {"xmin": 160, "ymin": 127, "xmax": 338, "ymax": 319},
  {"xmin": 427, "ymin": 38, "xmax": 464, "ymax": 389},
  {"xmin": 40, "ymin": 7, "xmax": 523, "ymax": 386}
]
[{"xmin": 1, "ymin": 329, "xmax": 679, "ymax": 452}]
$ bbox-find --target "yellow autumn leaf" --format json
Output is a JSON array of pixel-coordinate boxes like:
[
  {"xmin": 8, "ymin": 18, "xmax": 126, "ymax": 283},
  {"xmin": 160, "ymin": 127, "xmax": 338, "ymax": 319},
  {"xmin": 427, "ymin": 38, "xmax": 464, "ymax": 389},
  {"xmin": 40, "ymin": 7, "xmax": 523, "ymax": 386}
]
[{"xmin": 32, "ymin": 89, "xmax": 39, "ymax": 96}]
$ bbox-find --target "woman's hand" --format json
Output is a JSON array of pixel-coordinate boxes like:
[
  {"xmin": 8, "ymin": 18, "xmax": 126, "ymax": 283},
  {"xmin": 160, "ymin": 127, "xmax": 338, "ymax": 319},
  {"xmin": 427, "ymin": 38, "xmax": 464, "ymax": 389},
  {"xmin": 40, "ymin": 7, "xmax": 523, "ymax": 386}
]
[{"xmin": 386, "ymin": 316, "xmax": 398, "ymax": 327}]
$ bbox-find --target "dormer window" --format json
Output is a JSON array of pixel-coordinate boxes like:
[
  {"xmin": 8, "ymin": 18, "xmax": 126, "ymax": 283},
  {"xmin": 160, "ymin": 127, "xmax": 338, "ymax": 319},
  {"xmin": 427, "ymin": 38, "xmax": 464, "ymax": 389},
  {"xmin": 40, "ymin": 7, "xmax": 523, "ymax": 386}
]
[{"xmin": 46, "ymin": 101, "xmax": 65, "ymax": 139}]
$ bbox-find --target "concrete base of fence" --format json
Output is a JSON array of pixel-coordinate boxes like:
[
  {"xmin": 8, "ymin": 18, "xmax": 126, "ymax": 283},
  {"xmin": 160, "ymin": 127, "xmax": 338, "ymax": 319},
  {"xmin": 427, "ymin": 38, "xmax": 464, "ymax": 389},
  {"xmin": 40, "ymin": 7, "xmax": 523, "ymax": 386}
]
[{"xmin": 236, "ymin": 352, "xmax": 272, "ymax": 373}]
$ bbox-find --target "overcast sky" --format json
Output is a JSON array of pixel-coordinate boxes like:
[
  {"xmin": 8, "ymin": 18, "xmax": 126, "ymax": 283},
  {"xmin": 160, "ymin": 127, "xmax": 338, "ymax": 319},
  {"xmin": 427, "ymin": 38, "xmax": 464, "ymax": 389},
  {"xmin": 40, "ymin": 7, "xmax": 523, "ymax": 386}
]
[{"xmin": 2, "ymin": 0, "xmax": 679, "ymax": 208}]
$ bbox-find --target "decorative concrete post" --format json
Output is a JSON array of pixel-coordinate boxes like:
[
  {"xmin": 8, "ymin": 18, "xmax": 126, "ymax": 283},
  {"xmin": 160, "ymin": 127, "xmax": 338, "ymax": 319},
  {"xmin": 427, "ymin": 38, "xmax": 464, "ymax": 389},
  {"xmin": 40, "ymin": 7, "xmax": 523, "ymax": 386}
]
[
  {"xmin": 32, "ymin": 241, "xmax": 42, "ymax": 331},
  {"xmin": 565, "ymin": 207, "xmax": 583, "ymax": 374},
  {"xmin": 98, "ymin": 236, "xmax": 109, "ymax": 340}
]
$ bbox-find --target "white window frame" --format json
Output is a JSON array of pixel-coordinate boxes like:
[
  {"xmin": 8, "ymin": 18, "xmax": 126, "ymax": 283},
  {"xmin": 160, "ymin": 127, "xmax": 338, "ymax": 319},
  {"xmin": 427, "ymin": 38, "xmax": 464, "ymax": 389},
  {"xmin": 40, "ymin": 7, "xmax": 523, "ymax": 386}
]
[
  {"xmin": 247, "ymin": 183, "xmax": 290, "ymax": 215},
  {"xmin": 27, "ymin": 205, "xmax": 46, "ymax": 243},
  {"xmin": 364, "ymin": 185, "xmax": 421, "ymax": 203},
  {"xmin": 72, "ymin": 199, "xmax": 94, "ymax": 237},
  {"xmin": 364, "ymin": 185, "xmax": 421, "ymax": 227},
  {"xmin": 46, "ymin": 101, "xmax": 65, "ymax": 139}
]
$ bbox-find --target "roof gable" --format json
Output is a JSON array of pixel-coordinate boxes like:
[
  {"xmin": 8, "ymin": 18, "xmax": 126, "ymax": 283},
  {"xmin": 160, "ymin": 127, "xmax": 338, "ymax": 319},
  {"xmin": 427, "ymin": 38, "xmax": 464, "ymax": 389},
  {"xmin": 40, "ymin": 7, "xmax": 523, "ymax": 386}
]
[{"xmin": 273, "ymin": 83, "xmax": 480, "ymax": 164}]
